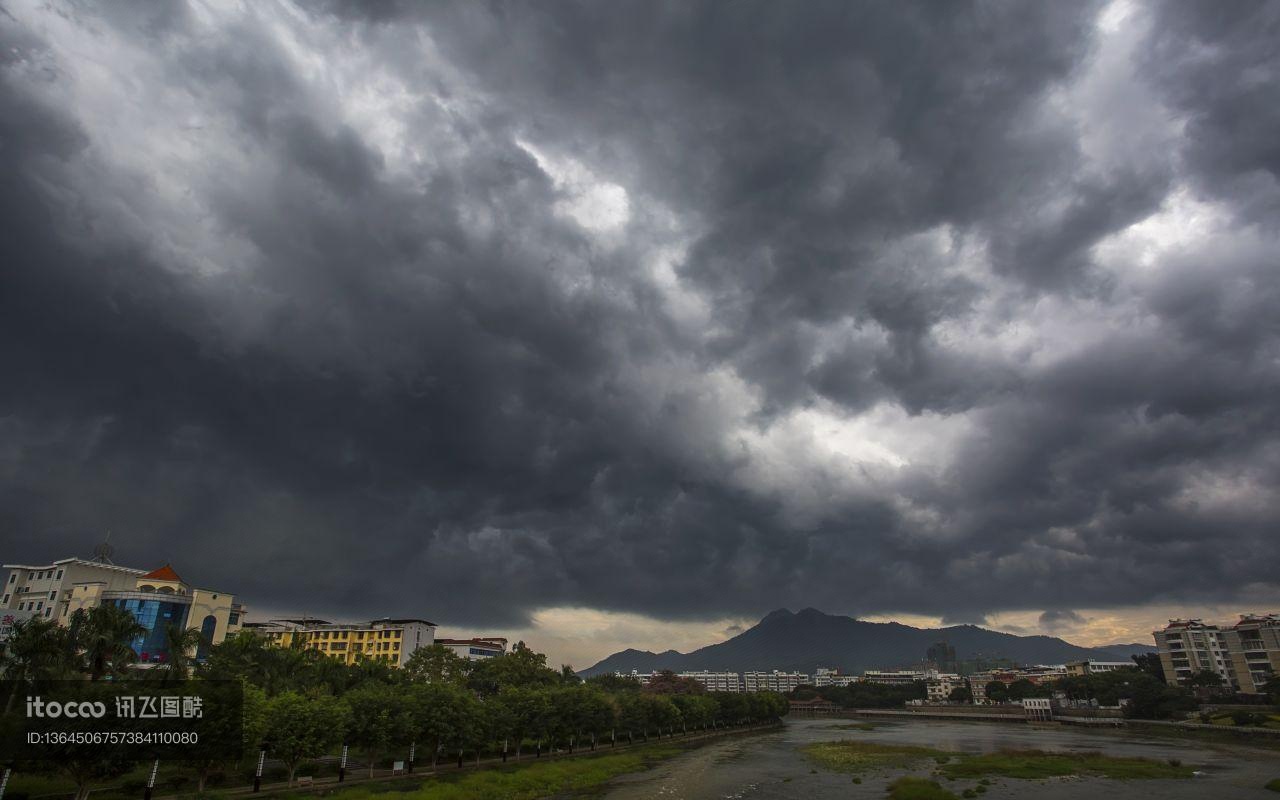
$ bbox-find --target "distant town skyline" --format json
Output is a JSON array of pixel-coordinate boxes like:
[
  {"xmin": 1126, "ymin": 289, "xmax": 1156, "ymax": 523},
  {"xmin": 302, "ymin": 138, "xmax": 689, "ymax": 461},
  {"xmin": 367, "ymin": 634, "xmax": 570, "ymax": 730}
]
[{"xmin": 2, "ymin": 0, "xmax": 1278, "ymax": 669}]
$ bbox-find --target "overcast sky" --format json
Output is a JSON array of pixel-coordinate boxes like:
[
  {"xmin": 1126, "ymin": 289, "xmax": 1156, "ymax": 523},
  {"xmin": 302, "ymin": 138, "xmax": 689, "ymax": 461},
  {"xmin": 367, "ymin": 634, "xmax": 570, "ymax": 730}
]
[{"xmin": 2, "ymin": 0, "xmax": 1278, "ymax": 669}]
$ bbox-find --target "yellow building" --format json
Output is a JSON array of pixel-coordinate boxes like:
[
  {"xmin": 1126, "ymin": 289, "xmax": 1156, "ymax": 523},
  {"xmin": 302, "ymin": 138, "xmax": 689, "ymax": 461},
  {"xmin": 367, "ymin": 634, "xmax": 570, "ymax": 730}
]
[{"xmin": 245, "ymin": 617, "xmax": 437, "ymax": 667}]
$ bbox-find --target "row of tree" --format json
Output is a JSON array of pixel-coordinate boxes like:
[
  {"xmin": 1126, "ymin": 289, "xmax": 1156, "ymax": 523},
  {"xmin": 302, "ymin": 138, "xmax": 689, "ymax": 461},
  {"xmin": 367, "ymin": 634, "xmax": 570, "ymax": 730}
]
[{"xmin": 248, "ymin": 682, "xmax": 786, "ymax": 786}]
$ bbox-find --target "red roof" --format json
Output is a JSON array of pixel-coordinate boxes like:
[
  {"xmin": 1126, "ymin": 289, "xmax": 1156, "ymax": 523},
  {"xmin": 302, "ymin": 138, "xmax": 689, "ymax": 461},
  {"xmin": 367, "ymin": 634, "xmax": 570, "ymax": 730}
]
[{"xmin": 141, "ymin": 564, "xmax": 183, "ymax": 582}]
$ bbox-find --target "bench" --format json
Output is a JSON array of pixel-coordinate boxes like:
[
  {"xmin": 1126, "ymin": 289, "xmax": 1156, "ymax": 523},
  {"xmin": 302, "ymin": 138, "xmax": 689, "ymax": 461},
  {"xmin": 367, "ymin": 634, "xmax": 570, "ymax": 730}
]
[{"xmin": 296, "ymin": 776, "xmax": 314, "ymax": 786}]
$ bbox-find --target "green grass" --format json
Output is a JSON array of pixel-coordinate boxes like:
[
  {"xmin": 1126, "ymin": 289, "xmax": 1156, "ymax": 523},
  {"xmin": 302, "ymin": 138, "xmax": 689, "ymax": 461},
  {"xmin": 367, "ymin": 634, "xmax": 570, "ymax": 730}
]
[
  {"xmin": 283, "ymin": 745, "xmax": 681, "ymax": 800},
  {"xmin": 938, "ymin": 748, "xmax": 1194, "ymax": 780},
  {"xmin": 801, "ymin": 741, "xmax": 948, "ymax": 774},
  {"xmin": 885, "ymin": 776, "xmax": 958, "ymax": 800},
  {"xmin": 1265, "ymin": 777, "xmax": 1280, "ymax": 792},
  {"xmin": 825, "ymin": 721, "xmax": 878, "ymax": 731},
  {"xmin": 805, "ymin": 740, "xmax": 1196, "ymax": 783}
]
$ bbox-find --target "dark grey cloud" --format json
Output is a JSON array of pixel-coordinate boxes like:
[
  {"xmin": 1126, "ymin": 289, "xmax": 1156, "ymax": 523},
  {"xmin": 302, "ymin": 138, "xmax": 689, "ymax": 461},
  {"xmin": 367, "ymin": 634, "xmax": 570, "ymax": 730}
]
[
  {"xmin": 1, "ymin": 0, "xmax": 1278, "ymax": 632},
  {"xmin": 1039, "ymin": 609, "xmax": 1086, "ymax": 628}
]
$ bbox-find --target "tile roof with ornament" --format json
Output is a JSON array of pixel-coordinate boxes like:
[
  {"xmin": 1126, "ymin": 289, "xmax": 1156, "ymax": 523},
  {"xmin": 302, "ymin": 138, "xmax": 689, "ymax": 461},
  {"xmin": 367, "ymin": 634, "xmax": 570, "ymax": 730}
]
[{"xmin": 140, "ymin": 564, "xmax": 183, "ymax": 582}]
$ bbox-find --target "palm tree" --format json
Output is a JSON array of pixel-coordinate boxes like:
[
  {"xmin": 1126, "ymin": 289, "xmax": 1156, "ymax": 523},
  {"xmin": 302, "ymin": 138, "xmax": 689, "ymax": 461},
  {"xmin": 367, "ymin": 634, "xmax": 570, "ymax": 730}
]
[
  {"xmin": 74, "ymin": 605, "xmax": 146, "ymax": 680},
  {"xmin": 0, "ymin": 616, "xmax": 79, "ymax": 710},
  {"xmin": 152, "ymin": 624, "xmax": 204, "ymax": 682}
]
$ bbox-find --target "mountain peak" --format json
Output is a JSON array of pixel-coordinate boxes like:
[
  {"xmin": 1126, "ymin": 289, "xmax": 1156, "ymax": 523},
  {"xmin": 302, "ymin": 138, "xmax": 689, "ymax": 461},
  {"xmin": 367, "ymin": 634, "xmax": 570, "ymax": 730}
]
[{"xmin": 581, "ymin": 605, "xmax": 1141, "ymax": 676}]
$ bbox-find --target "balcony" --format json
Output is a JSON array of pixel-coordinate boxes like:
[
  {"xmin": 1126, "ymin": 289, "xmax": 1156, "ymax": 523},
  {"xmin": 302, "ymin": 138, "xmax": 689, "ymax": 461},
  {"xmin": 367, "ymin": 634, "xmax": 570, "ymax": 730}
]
[{"xmin": 101, "ymin": 590, "xmax": 193, "ymax": 605}]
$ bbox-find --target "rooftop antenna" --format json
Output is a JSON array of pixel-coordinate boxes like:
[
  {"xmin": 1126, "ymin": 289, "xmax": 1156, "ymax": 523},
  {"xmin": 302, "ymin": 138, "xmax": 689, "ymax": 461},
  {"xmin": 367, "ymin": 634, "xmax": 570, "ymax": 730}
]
[{"xmin": 92, "ymin": 532, "xmax": 115, "ymax": 565}]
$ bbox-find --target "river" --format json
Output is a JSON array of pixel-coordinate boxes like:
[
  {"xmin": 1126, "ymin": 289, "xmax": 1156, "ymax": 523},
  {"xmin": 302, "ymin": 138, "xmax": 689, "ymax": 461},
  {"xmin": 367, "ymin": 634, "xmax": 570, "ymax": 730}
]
[{"xmin": 596, "ymin": 716, "xmax": 1278, "ymax": 799}]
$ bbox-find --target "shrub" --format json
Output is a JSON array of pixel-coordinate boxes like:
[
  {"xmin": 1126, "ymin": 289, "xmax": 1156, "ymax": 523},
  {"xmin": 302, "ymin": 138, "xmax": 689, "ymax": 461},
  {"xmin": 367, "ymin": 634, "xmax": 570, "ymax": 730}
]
[{"xmin": 1265, "ymin": 778, "xmax": 1280, "ymax": 792}]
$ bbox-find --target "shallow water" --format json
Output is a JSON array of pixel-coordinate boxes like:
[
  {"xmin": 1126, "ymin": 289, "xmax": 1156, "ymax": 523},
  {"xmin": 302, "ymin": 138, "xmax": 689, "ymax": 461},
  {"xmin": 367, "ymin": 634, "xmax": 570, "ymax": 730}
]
[{"xmin": 596, "ymin": 717, "xmax": 1278, "ymax": 799}]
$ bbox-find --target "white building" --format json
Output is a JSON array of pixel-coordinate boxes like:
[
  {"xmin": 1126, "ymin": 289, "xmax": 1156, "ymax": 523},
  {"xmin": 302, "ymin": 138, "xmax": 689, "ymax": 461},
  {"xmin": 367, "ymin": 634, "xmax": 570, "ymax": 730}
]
[
  {"xmin": 814, "ymin": 667, "xmax": 858, "ymax": 687},
  {"xmin": 742, "ymin": 670, "xmax": 811, "ymax": 693},
  {"xmin": 436, "ymin": 637, "xmax": 508, "ymax": 660},
  {"xmin": 3, "ymin": 558, "xmax": 146, "ymax": 622},
  {"xmin": 677, "ymin": 670, "xmax": 744, "ymax": 692},
  {"xmin": 862, "ymin": 669, "xmax": 928, "ymax": 686},
  {"xmin": 1064, "ymin": 660, "xmax": 1133, "ymax": 676},
  {"xmin": 925, "ymin": 673, "xmax": 963, "ymax": 702}
]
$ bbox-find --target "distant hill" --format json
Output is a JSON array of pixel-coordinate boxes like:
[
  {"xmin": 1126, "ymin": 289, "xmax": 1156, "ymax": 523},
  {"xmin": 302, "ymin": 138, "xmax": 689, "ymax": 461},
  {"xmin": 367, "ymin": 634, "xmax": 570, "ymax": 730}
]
[
  {"xmin": 1088, "ymin": 642, "xmax": 1160, "ymax": 661},
  {"xmin": 580, "ymin": 608, "xmax": 1157, "ymax": 676}
]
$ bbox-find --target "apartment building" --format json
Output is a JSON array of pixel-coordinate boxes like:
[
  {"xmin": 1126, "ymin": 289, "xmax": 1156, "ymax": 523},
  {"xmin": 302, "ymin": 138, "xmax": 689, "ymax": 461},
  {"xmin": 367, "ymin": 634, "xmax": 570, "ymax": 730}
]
[
  {"xmin": 742, "ymin": 670, "xmax": 811, "ymax": 693},
  {"xmin": 676, "ymin": 670, "xmax": 744, "ymax": 692},
  {"xmin": 862, "ymin": 669, "xmax": 928, "ymax": 686},
  {"xmin": 1154, "ymin": 619, "xmax": 1239, "ymax": 690},
  {"xmin": 2, "ymin": 557, "xmax": 243, "ymax": 664},
  {"xmin": 1156, "ymin": 615, "xmax": 1279, "ymax": 694},
  {"xmin": 1224, "ymin": 614, "xmax": 1279, "ymax": 693},
  {"xmin": 436, "ymin": 636, "xmax": 508, "ymax": 660},
  {"xmin": 813, "ymin": 667, "xmax": 858, "ymax": 687},
  {"xmin": 247, "ymin": 617, "xmax": 435, "ymax": 667}
]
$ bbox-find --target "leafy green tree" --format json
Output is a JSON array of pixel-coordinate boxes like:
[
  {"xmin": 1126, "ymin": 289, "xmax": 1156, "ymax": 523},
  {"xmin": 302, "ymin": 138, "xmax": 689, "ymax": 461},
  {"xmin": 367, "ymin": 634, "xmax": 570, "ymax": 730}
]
[
  {"xmin": 948, "ymin": 686, "xmax": 973, "ymax": 704},
  {"xmin": 0, "ymin": 616, "xmax": 79, "ymax": 709},
  {"xmin": 672, "ymin": 694, "xmax": 717, "ymax": 731},
  {"xmin": 448, "ymin": 691, "xmax": 484, "ymax": 766},
  {"xmin": 584, "ymin": 674, "xmax": 643, "ymax": 694},
  {"xmin": 403, "ymin": 643, "xmax": 471, "ymax": 687},
  {"xmin": 343, "ymin": 683, "xmax": 413, "ymax": 777},
  {"xmin": 1004, "ymin": 678, "xmax": 1050, "ymax": 700},
  {"xmin": 61, "ymin": 749, "xmax": 136, "ymax": 800},
  {"xmin": 467, "ymin": 642, "xmax": 560, "ymax": 696},
  {"xmin": 643, "ymin": 670, "xmax": 706, "ymax": 695},
  {"xmin": 407, "ymin": 683, "xmax": 465, "ymax": 769},
  {"xmin": 183, "ymin": 683, "xmax": 267, "ymax": 792},
  {"xmin": 1187, "ymin": 670, "xmax": 1224, "ymax": 688},
  {"xmin": 1125, "ymin": 680, "xmax": 1197, "ymax": 720},
  {"xmin": 559, "ymin": 664, "xmax": 582, "ymax": 685},
  {"xmin": 490, "ymin": 687, "xmax": 550, "ymax": 760},
  {"xmin": 1260, "ymin": 674, "xmax": 1280, "ymax": 705},
  {"xmin": 1131, "ymin": 653, "xmax": 1165, "ymax": 683},
  {"xmin": 151, "ymin": 624, "xmax": 204, "ymax": 683},
  {"xmin": 985, "ymin": 681, "xmax": 1010, "ymax": 703},
  {"xmin": 262, "ymin": 692, "xmax": 349, "ymax": 785}
]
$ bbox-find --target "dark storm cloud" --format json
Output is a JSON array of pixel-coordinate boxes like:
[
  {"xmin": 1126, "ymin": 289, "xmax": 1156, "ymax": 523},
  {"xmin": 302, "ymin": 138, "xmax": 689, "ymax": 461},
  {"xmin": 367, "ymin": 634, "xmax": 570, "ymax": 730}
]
[
  {"xmin": 1039, "ymin": 610, "xmax": 1086, "ymax": 628},
  {"xmin": 1, "ymin": 0, "xmax": 1278, "ymax": 630}
]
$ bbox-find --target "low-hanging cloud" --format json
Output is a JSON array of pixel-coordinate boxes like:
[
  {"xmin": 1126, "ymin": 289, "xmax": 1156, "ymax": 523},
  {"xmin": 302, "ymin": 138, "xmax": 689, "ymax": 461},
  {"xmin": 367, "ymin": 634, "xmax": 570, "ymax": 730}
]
[{"xmin": 1, "ymin": 0, "xmax": 1277, "ymax": 629}]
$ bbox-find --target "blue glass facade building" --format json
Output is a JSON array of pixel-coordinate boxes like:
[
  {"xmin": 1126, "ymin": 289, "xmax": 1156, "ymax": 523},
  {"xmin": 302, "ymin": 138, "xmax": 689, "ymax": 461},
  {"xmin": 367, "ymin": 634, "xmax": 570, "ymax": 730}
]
[{"xmin": 109, "ymin": 597, "xmax": 190, "ymax": 663}]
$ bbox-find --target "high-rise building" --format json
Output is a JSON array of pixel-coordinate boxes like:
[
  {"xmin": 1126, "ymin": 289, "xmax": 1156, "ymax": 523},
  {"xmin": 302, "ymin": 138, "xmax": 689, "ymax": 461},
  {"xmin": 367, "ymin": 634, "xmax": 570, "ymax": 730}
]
[
  {"xmin": 1224, "ymin": 614, "xmax": 1280, "ymax": 693},
  {"xmin": 1156, "ymin": 615, "xmax": 1279, "ymax": 694},
  {"xmin": 1, "ymin": 558, "xmax": 243, "ymax": 664},
  {"xmin": 1154, "ymin": 619, "xmax": 1239, "ymax": 690},
  {"xmin": 926, "ymin": 641, "xmax": 957, "ymax": 673}
]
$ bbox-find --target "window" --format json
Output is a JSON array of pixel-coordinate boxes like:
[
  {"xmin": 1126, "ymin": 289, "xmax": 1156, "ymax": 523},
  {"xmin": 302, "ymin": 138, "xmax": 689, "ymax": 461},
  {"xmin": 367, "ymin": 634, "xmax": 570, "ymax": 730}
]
[
  {"xmin": 7, "ymin": 574, "xmax": 14, "ymax": 583},
  {"xmin": 45, "ymin": 608, "xmax": 52, "ymax": 617},
  {"xmin": 56, "ymin": 570, "xmax": 63, "ymax": 580},
  {"xmin": 197, "ymin": 615, "xmax": 217, "ymax": 660},
  {"xmin": 2, "ymin": 595, "xmax": 8, "ymax": 605},
  {"xmin": 49, "ymin": 591, "xmax": 56, "ymax": 600}
]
